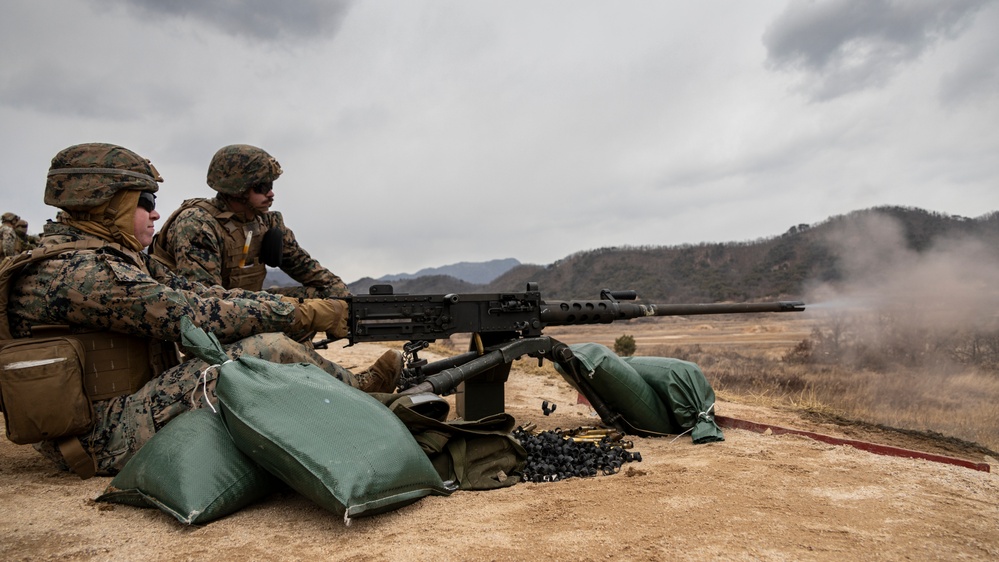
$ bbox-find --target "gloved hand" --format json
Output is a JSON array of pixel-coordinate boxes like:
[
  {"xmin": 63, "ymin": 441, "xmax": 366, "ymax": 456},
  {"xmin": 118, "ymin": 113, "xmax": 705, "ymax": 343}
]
[{"xmin": 294, "ymin": 299, "xmax": 349, "ymax": 341}]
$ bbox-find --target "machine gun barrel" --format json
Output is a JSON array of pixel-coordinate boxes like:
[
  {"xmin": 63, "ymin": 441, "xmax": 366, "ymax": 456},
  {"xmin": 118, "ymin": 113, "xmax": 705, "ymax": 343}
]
[{"xmin": 538, "ymin": 299, "xmax": 804, "ymax": 326}]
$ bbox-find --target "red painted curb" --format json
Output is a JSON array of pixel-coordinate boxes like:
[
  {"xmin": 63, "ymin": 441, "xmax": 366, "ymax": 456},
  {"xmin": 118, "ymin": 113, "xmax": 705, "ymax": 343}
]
[{"xmin": 715, "ymin": 415, "xmax": 991, "ymax": 473}]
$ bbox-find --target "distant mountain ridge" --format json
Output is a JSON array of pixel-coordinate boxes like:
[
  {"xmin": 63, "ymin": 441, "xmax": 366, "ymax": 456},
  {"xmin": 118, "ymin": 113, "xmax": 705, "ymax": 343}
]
[
  {"xmin": 270, "ymin": 206, "xmax": 999, "ymax": 303},
  {"xmin": 264, "ymin": 258, "xmax": 520, "ymax": 291},
  {"xmin": 476, "ymin": 206, "xmax": 998, "ymax": 302},
  {"xmin": 378, "ymin": 258, "xmax": 520, "ymax": 284}
]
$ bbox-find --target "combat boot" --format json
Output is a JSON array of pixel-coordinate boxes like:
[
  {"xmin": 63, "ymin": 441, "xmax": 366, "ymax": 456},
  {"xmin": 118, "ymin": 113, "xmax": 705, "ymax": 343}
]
[{"xmin": 355, "ymin": 349, "xmax": 403, "ymax": 393}]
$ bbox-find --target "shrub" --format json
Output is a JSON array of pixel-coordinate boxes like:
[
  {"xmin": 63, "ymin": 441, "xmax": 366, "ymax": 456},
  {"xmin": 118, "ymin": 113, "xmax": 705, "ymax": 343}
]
[{"xmin": 614, "ymin": 334, "xmax": 636, "ymax": 356}]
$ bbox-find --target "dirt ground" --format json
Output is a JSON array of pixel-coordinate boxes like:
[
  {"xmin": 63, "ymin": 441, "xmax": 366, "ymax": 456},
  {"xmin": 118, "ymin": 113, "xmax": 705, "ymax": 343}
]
[{"xmin": 2, "ymin": 323, "xmax": 998, "ymax": 561}]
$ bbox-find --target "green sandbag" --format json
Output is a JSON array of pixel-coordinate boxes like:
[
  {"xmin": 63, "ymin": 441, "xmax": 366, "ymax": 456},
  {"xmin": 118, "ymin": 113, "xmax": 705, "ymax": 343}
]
[
  {"xmin": 554, "ymin": 343, "xmax": 674, "ymax": 434},
  {"xmin": 215, "ymin": 356, "xmax": 452, "ymax": 523},
  {"xmin": 95, "ymin": 408, "xmax": 278, "ymax": 525},
  {"xmin": 623, "ymin": 356, "xmax": 724, "ymax": 443}
]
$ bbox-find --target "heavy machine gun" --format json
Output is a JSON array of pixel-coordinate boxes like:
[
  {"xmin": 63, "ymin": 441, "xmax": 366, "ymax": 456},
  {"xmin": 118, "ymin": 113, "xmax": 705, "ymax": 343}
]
[{"xmin": 318, "ymin": 282, "xmax": 804, "ymax": 432}]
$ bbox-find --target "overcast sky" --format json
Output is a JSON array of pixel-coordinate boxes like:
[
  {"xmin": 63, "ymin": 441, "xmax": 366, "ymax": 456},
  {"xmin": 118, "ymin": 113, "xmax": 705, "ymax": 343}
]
[{"xmin": 2, "ymin": 0, "xmax": 997, "ymax": 283}]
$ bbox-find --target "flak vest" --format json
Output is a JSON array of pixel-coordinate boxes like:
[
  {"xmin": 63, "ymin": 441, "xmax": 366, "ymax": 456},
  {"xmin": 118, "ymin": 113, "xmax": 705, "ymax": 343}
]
[{"xmin": 151, "ymin": 199, "xmax": 267, "ymax": 291}]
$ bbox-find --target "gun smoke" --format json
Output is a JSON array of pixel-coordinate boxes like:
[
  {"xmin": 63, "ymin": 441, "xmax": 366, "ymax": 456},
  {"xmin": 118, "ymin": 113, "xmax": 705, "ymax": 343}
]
[{"xmin": 804, "ymin": 212, "xmax": 999, "ymax": 370}]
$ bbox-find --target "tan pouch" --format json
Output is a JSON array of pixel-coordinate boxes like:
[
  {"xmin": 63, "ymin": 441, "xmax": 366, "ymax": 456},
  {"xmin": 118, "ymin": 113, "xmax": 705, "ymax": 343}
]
[
  {"xmin": 31, "ymin": 326, "xmax": 163, "ymax": 401},
  {"xmin": 0, "ymin": 337, "xmax": 93, "ymax": 444},
  {"xmin": 227, "ymin": 262, "xmax": 267, "ymax": 292}
]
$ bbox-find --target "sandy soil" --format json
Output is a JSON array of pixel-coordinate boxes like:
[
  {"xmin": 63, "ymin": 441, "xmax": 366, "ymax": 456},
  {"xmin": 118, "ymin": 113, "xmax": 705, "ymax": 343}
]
[{"xmin": 2, "ymin": 335, "xmax": 998, "ymax": 561}]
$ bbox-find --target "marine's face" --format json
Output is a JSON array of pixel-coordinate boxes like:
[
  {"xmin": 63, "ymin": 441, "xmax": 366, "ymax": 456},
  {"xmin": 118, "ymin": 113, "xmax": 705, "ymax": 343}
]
[
  {"xmin": 133, "ymin": 192, "xmax": 159, "ymax": 248},
  {"xmin": 245, "ymin": 181, "xmax": 274, "ymax": 214}
]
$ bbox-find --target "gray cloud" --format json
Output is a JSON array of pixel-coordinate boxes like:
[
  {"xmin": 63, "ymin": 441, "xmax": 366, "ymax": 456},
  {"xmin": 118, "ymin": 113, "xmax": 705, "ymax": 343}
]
[
  {"xmin": 938, "ymin": 14, "xmax": 999, "ymax": 106},
  {"xmin": 0, "ymin": 59, "xmax": 193, "ymax": 119},
  {"xmin": 103, "ymin": 0, "xmax": 355, "ymax": 42},
  {"xmin": 763, "ymin": 0, "xmax": 991, "ymax": 101}
]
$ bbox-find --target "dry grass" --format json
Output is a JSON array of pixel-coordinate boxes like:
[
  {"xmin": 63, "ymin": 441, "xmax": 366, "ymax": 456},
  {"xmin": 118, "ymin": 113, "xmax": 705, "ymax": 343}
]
[{"xmin": 647, "ymin": 341, "xmax": 999, "ymax": 452}]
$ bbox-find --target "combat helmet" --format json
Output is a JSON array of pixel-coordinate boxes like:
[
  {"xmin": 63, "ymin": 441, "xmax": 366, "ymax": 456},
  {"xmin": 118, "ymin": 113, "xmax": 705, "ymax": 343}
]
[
  {"xmin": 45, "ymin": 143, "xmax": 162, "ymax": 211},
  {"xmin": 206, "ymin": 144, "xmax": 282, "ymax": 195},
  {"xmin": 1, "ymin": 212, "xmax": 19, "ymax": 225}
]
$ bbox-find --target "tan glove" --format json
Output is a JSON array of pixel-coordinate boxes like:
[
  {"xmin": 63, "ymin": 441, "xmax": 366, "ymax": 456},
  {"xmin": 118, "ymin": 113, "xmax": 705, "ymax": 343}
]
[{"xmin": 294, "ymin": 299, "xmax": 349, "ymax": 341}]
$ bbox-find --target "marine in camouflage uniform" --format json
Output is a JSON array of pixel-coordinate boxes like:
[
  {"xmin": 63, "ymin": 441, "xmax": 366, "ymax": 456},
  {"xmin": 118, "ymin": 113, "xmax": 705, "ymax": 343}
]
[
  {"xmin": 14, "ymin": 219, "xmax": 38, "ymax": 252},
  {"xmin": 6, "ymin": 143, "xmax": 399, "ymax": 476},
  {"xmin": 150, "ymin": 144, "xmax": 348, "ymax": 299},
  {"xmin": 0, "ymin": 212, "xmax": 19, "ymax": 258}
]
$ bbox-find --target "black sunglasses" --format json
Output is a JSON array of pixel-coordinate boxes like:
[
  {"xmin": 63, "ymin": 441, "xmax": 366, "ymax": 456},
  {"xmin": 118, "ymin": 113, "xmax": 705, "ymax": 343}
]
[
  {"xmin": 137, "ymin": 191, "xmax": 156, "ymax": 212},
  {"xmin": 249, "ymin": 181, "xmax": 273, "ymax": 195}
]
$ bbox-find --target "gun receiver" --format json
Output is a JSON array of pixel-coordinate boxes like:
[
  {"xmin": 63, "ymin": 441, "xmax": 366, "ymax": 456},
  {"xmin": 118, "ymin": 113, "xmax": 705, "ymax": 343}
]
[{"xmin": 320, "ymin": 282, "xmax": 804, "ymax": 427}]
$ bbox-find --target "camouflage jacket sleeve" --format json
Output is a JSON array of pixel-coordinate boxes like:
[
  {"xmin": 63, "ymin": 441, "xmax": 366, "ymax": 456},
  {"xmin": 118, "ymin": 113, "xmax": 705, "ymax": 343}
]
[
  {"xmin": 161, "ymin": 206, "xmax": 227, "ymax": 288},
  {"xmin": 146, "ymin": 253, "xmax": 284, "ymax": 303},
  {"xmin": 10, "ymin": 246, "xmax": 298, "ymax": 343},
  {"xmin": 266, "ymin": 212, "xmax": 349, "ymax": 298},
  {"xmin": 0, "ymin": 225, "xmax": 17, "ymax": 257}
]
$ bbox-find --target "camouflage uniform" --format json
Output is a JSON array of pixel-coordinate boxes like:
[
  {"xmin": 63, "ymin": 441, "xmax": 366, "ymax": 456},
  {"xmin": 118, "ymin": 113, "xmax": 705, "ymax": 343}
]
[
  {"xmin": 151, "ymin": 144, "xmax": 348, "ymax": 299},
  {"xmin": 14, "ymin": 219, "xmax": 38, "ymax": 252},
  {"xmin": 0, "ymin": 212, "xmax": 19, "ymax": 258},
  {"xmin": 6, "ymin": 143, "xmax": 360, "ymax": 475},
  {"xmin": 153, "ymin": 198, "xmax": 348, "ymax": 298}
]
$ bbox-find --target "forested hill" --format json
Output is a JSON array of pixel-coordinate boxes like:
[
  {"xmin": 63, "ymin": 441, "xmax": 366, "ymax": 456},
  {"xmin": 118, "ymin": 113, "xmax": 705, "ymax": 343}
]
[{"xmin": 347, "ymin": 206, "xmax": 999, "ymax": 302}]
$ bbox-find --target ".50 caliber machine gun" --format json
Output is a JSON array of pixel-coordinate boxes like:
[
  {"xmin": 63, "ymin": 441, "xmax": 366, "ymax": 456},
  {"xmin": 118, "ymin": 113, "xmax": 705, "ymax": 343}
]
[{"xmin": 319, "ymin": 282, "xmax": 804, "ymax": 432}]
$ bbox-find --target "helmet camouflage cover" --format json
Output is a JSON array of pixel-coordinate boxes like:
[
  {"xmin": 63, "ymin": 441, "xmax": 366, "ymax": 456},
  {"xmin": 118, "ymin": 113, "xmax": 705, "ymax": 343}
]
[
  {"xmin": 206, "ymin": 144, "xmax": 283, "ymax": 195},
  {"xmin": 1, "ymin": 212, "xmax": 19, "ymax": 224},
  {"xmin": 45, "ymin": 143, "xmax": 162, "ymax": 211}
]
